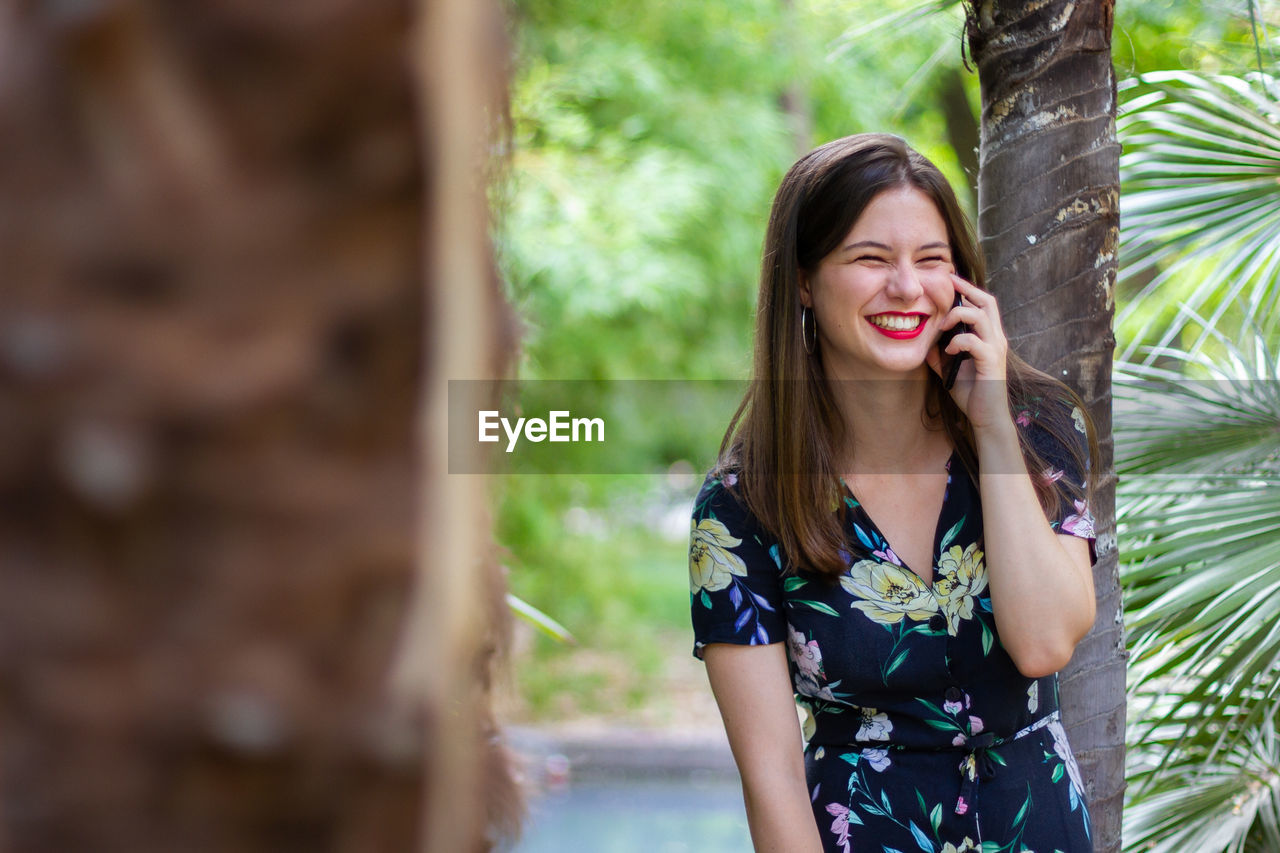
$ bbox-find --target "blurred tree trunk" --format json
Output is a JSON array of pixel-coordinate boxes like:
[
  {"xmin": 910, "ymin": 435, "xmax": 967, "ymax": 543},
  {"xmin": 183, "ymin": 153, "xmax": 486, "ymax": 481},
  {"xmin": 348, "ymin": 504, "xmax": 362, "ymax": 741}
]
[
  {"xmin": 779, "ymin": 0, "xmax": 814, "ymax": 158},
  {"xmin": 965, "ymin": 1, "xmax": 1124, "ymax": 850},
  {"xmin": 0, "ymin": 1, "xmax": 516, "ymax": 851},
  {"xmin": 404, "ymin": 0, "xmax": 522, "ymax": 850},
  {"xmin": 935, "ymin": 65, "xmax": 980, "ymax": 208}
]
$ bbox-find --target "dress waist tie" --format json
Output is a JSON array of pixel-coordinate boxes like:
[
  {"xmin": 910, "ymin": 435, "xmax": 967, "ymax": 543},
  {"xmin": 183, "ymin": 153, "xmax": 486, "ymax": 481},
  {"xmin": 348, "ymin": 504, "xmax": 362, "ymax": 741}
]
[
  {"xmin": 806, "ymin": 709, "xmax": 1061, "ymax": 818},
  {"xmin": 952, "ymin": 711, "xmax": 1059, "ymax": 816}
]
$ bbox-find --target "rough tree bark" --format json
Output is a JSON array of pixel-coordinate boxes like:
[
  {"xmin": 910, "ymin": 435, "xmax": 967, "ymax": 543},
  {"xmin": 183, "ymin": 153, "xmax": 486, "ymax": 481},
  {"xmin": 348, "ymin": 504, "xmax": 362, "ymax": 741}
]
[
  {"xmin": 964, "ymin": 1, "xmax": 1124, "ymax": 850},
  {"xmin": 0, "ymin": 1, "xmax": 517, "ymax": 850}
]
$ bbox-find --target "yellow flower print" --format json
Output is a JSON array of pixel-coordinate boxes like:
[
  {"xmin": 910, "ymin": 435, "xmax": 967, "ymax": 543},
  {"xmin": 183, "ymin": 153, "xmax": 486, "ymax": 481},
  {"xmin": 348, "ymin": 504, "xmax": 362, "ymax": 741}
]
[
  {"xmin": 941, "ymin": 838, "xmax": 979, "ymax": 853},
  {"xmin": 932, "ymin": 543, "xmax": 988, "ymax": 635},
  {"xmin": 840, "ymin": 559, "xmax": 939, "ymax": 625},
  {"xmin": 689, "ymin": 517, "xmax": 748, "ymax": 594},
  {"xmin": 855, "ymin": 707, "xmax": 893, "ymax": 742}
]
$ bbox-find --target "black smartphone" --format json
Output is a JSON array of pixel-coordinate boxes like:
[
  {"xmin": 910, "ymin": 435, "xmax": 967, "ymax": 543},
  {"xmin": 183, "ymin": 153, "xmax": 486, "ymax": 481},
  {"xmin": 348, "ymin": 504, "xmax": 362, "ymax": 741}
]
[{"xmin": 940, "ymin": 292, "xmax": 971, "ymax": 391}]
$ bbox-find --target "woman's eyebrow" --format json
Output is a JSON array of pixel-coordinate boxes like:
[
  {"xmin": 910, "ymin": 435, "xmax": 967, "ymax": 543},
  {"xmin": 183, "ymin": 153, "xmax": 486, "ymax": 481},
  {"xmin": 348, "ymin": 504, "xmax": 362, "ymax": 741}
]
[
  {"xmin": 841, "ymin": 240, "xmax": 892, "ymax": 252},
  {"xmin": 840, "ymin": 240, "xmax": 952, "ymax": 252}
]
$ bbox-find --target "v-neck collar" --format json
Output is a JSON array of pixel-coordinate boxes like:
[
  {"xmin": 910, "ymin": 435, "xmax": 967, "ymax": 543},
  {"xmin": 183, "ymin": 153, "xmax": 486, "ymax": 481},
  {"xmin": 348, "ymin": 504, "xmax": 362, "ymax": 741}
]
[{"xmin": 839, "ymin": 449, "xmax": 960, "ymax": 589}]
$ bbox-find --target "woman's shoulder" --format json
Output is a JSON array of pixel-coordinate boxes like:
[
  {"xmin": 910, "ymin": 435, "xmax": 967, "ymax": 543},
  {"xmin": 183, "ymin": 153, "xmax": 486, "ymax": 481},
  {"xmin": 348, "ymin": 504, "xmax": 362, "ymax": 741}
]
[
  {"xmin": 688, "ymin": 468, "xmax": 788, "ymax": 654},
  {"xmin": 693, "ymin": 466, "xmax": 747, "ymax": 519},
  {"xmin": 694, "ymin": 465, "xmax": 780, "ymax": 538}
]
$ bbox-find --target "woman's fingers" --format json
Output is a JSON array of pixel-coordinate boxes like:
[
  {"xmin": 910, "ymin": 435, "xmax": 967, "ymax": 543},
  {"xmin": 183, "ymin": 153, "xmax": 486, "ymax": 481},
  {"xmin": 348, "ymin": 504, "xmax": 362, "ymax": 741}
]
[
  {"xmin": 942, "ymin": 331, "xmax": 982, "ymax": 356},
  {"xmin": 944, "ymin": 278, "xmax": 1006, "ymax": 346},
  {"xmin": 940, "ymin": 276, "xmax": 1013, "ymax": 429},
  {"xmin": 938, "ymin": 304, "xmax": 986, "ymax": 331},
  {"xmin": 940, "ymin": 306, "xmax": 998, "ymax": 353},
  {"xmin": 949, "ymin": 273, "xmax": 992, "ymax": 305},
  {"xmin": 950, "ymin": 278, "xmax": 1004, "ymax": 326}
]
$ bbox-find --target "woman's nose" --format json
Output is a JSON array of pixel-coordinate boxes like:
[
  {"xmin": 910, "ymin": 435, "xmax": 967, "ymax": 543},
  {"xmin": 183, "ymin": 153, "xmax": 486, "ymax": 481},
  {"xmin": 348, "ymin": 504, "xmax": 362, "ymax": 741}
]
[{"xmin": 885, "ymin": 260, "xmax": 925, "ymax": 301}]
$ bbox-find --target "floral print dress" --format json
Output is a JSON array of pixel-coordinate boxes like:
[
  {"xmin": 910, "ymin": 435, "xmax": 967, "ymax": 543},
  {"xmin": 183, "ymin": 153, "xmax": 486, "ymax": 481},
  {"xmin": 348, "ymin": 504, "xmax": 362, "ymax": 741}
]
[{"xmin": 689, "ymin": 410, "xmax": 1096, "ymax": 853}]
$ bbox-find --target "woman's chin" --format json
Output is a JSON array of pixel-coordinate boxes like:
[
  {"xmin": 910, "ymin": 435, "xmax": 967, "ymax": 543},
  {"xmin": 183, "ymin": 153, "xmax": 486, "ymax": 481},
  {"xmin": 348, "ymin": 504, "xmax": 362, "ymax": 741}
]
[{"xmin": 833, "ymin": 360, "xmax": 933, "ymax": 384}]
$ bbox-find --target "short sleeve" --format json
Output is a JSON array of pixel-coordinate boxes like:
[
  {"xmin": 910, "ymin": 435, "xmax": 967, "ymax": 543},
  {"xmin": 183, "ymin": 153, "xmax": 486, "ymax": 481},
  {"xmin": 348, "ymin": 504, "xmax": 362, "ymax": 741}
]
[
  {"xmin": 1018, "ymin": 401, "xmax": 1097, "ymax": 563},
  {"xmin": 689, "ymin": 472, "xmax": 787, "ymax": 660}
]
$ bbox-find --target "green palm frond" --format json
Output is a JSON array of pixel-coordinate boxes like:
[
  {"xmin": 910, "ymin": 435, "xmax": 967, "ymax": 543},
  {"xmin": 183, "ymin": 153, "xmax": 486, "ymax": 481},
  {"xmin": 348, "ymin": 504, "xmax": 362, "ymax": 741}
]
[
  {"xmin": 1117, "ymin": 335, "xmax": 1280, "ymax": 839},
  {"xmin": 1122, "ymin": 473, "xmax": 1280, "ymax": 759},
  {"xmin": 826, "ymin": 0, "xmax": 960, "ymax": 60},
  {"xmin": 1125, "ymin": 716, "xmax": 1280, "ymax": 853},
  {"xmin": 1116, "ymin": 328, "xmax": 1280, "ymax": 482},
  {"xmin": 1117, "ymin": 70, "xmax": 1280, "ymax": 361}
]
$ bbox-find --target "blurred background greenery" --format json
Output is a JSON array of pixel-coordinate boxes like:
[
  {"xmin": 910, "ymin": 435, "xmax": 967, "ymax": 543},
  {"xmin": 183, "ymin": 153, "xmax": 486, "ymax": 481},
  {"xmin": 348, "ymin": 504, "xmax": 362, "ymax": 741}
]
[{"xmin": 493, "ymin": 1, "xmax": 1279, "ymax": 848}]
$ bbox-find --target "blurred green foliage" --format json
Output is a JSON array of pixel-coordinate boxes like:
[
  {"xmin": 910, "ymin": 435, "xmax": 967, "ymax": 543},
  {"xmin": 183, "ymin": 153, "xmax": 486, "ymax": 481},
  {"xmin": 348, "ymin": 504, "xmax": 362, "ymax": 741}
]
[
  {"xmin": 497, "ymin": 473, "xmax": 692, "ymax": 718},
  {"xmin": 492, "ymin": 0, "xmax": 1273, "ymax": 723}
]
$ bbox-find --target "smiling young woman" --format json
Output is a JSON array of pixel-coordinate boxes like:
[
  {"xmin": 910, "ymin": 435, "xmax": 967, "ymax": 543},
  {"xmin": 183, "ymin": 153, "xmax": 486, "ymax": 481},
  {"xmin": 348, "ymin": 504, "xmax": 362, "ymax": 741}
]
[{"xmin": 689, "ymin": 134, "xmax": 1101, "ymax": 853}]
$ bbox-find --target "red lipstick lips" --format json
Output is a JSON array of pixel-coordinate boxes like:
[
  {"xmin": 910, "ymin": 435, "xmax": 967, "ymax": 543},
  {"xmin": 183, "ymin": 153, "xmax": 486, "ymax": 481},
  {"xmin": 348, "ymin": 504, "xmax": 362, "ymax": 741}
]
[{"xmin": 866, "ymin": 313, "xmax": 927, "ymax": 340}]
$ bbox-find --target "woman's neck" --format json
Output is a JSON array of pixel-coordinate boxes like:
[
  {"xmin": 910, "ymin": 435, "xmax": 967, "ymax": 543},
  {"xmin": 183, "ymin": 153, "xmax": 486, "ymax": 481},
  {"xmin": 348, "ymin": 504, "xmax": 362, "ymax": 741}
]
[{"xmin": 826, "ymin": 373, "xmax": 950, "ymax": 476}]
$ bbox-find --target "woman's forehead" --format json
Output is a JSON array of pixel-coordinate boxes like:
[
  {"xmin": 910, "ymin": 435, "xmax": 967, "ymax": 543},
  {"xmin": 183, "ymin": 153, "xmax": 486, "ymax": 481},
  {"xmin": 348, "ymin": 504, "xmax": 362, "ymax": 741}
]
[{"xmin": 840, "ymin": 187, "xmax": 950, "ymax": 244}]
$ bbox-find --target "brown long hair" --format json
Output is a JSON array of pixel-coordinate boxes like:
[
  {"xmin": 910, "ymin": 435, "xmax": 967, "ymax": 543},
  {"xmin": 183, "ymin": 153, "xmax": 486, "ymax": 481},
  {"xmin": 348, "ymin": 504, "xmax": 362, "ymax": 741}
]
[{"xmin": 716, "ymin": 133, "xmax": 1097, "ymax": 579}]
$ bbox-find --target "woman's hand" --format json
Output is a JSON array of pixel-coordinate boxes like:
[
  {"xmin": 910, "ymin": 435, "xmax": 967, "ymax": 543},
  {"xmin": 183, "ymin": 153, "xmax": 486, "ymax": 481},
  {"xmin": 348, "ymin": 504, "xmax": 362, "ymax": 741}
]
[{"xmin": 925, "ymin": 274, "xmax": 1012, "ymax": 433}]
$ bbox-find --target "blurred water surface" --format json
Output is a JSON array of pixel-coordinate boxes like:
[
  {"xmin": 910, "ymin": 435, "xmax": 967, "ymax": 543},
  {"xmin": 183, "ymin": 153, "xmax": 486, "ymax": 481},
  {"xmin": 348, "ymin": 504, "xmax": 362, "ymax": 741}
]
[{"xmin": 513, "ymin": 777, "xmax": 751, "ymax": 853}]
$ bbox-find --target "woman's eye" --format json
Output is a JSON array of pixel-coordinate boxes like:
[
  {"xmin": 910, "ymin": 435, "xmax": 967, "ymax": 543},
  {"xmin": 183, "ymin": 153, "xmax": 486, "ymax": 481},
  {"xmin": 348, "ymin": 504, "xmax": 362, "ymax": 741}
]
[
  {"xmin": 919, "ymin": 256, "xmax": 949, "ymax": 265},
  {"xmin": 856, "ymin": 255, "xmax": 889, "ymax": 264}
]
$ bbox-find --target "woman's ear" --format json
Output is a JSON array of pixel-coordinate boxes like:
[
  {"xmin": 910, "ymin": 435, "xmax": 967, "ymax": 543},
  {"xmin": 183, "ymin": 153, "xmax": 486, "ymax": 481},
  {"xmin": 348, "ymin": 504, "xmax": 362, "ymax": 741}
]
[{"xmin": 798, "ymin": 272, "xmax": 812, "ymax": 308}]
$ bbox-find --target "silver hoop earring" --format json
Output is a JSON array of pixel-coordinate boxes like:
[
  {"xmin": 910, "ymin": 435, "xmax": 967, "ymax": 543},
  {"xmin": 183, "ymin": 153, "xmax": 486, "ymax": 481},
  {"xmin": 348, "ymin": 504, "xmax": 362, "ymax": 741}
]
[{"xmin": 801, "ymin": 306, "xmax": 816, "ymax": 355}]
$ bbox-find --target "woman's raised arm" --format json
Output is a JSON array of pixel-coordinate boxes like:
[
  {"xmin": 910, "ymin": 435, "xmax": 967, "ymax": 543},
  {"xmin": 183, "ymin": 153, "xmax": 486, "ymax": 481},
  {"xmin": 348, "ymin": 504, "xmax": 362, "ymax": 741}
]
[
  {"xmin": 702, "ymin": 642, "xmax": 824, "ymax": 853},
  {"xmin": 932, "ymin": 275, "xmax": 1097, "ymax": 677},
  {"xmin": 974, "ymin": 424, "xmax": 1097, "ymax": 677}
]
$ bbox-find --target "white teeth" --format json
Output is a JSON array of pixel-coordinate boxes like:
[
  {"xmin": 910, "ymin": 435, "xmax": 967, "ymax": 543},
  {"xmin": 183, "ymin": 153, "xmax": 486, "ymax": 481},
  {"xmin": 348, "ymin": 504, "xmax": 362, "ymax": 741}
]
[{"xmin": 868, "ymin": 314, "xmax": 922, "ymax": 331}]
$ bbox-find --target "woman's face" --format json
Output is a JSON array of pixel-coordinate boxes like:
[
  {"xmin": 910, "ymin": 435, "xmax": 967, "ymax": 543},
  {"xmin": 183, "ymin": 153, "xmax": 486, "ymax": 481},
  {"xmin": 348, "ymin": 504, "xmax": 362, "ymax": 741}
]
[{"xmin": 800, "ymin": 185, "xmax": 957, "ymax": 382}]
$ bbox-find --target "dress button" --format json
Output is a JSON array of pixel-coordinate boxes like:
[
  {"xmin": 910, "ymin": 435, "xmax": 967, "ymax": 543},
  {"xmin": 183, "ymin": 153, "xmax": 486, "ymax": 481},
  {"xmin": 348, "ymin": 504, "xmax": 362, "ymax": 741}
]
[
  {"xmin": 945, "ymin": 686, "xmax": 963, "ymax": 703},
  {"xmin": 929, "ymin": 614, "xmax": 947, "ymax": 632}
]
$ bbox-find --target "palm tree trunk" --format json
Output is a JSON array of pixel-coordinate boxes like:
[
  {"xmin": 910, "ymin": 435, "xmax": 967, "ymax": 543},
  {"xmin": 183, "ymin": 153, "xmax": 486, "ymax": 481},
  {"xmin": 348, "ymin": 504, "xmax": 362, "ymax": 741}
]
[{"xmin": 964, "ymin": 1, "xmax": 1124, "ymax": 850}]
